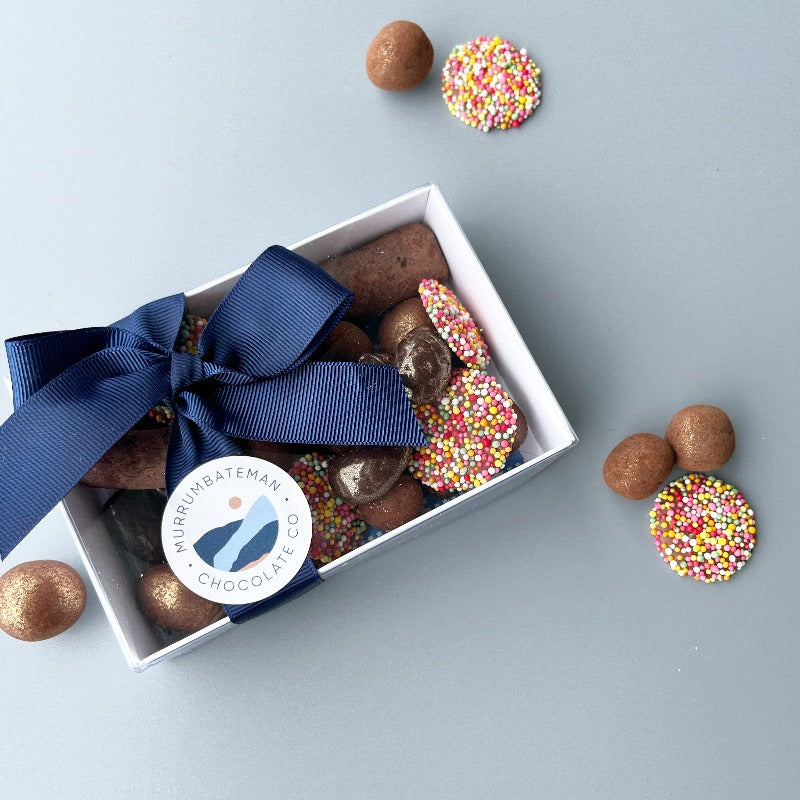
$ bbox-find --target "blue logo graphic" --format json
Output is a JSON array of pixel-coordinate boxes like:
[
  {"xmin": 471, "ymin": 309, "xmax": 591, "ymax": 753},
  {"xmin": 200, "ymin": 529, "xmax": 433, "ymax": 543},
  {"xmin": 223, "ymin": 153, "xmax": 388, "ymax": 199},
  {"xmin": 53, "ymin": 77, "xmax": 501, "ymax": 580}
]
[{"xmin": 193, "ymin": 495, "xmax": 279, "ymax": 571}]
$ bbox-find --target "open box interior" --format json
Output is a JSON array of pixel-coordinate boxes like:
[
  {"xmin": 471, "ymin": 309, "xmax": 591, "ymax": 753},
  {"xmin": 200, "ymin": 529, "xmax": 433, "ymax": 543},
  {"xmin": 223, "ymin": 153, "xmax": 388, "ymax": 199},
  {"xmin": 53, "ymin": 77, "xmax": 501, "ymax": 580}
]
[{"xmin": 59, "ymin": 184, "xmax": 577, "ymax": 670}]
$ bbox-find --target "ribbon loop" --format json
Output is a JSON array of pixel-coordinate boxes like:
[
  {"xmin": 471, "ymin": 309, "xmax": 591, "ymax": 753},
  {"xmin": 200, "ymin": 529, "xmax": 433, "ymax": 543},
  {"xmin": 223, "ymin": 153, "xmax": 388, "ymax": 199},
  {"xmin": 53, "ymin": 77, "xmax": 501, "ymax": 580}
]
[{"xmin": 0, "ymin": 246, "xmax": 425, "ymax": 560}]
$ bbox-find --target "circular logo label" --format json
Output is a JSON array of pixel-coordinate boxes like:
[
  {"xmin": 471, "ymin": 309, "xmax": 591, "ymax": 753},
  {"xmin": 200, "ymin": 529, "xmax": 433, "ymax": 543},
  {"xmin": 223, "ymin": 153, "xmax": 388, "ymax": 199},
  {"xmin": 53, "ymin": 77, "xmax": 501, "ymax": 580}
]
[{"xmin": 162, "ymin": 456, "xmax": 312, "ymax": 604}]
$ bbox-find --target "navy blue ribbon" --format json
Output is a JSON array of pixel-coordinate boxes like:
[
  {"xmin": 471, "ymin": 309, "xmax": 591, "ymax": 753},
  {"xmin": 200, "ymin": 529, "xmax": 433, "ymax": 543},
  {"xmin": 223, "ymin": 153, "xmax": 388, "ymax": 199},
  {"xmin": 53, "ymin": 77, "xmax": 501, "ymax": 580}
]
[{"xmin": 0, "ymin": 245, "xmax": 425, "ymax": 564}]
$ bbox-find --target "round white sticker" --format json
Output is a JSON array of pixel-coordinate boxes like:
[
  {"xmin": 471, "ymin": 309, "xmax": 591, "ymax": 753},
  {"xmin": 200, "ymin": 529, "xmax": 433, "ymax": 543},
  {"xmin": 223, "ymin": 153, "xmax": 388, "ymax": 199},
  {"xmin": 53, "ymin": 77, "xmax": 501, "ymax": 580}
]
[{"xmin": 162, "ymin": 455, "xmax": 312, "ymax": 604}]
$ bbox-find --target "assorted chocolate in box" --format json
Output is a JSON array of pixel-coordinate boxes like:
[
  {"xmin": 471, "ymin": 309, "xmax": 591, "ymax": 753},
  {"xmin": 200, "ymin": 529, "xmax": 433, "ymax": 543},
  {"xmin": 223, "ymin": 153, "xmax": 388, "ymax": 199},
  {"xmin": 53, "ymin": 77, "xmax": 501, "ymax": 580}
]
[{"xmin": 37, "ymin": 185, "xmax": 576, "ymax": 669}]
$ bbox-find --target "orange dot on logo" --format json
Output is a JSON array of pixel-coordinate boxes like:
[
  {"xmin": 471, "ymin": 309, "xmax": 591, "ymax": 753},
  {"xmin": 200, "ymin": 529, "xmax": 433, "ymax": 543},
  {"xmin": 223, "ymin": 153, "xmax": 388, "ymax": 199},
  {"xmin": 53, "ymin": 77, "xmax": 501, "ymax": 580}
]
[{"xmin": 229, "ymin": 496, "xmax": 242, "ymax": 509}]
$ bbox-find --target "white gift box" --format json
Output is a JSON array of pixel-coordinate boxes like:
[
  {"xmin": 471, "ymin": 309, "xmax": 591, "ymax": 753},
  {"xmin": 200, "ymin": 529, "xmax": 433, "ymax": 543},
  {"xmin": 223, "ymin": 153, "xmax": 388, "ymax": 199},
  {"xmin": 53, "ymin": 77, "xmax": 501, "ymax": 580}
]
[{"xmin": 56, "ymin": 184, "xmax": 577, "ymax": 670}]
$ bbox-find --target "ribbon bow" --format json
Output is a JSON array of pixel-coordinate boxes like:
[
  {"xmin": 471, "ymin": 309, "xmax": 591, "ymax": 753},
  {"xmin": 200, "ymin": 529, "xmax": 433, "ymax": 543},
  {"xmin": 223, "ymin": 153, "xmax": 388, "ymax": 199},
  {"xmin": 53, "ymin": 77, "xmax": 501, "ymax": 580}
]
[{"xmin": 0, "ymin": 246, "xmax": 425, "ymax": 561}]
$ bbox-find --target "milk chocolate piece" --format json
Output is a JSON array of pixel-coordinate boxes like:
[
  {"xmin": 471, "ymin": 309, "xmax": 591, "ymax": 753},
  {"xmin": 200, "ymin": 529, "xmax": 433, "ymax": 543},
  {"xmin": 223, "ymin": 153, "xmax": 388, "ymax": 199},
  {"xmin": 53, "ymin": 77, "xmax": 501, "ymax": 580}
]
[
  {"xmin": 603, "ymin": 433, "xmax": 675, "ymax": 500},
  {"xmin": 82, "ymin": 427, "xmax": 168, "ymax": 489},
  {"xmin": 665, "ymin": 405, "xmax": 735, "ymax": 471},
  {"xmin": 366, "ymin": 21, "xmax": 434, "ymax": 92},
  {"xmin": 84, "ymin": 428, "xmax": 300, "ymax": 489},
  {"xmin": 320, "ymin": 223, "xmax": 449, "ymax": 320}
]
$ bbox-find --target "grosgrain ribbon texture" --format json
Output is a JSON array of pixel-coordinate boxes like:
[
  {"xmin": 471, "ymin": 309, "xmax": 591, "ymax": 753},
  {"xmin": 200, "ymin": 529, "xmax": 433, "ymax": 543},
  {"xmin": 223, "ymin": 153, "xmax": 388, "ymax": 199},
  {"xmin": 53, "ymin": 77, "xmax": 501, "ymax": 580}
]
[{"xmin": 0, "ymin": 245, "xmax": 425, "ymax": 563}]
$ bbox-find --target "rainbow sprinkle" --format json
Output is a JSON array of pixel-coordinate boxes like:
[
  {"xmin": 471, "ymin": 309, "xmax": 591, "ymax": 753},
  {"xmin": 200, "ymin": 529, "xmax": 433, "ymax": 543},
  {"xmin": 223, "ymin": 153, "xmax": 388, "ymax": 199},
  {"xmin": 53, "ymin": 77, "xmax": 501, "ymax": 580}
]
[
  {"xmin": 142, "ymin": 313, "xmax": 208, "ymax": 425},
  {"xmin": 441, "ymin": 36, "xmax": 542, "ymax": 132},
  {"xmin": 649, "ymin": 473, "xmax": 756, "ymax": 583},
  {"xmin": 289, "ymin": 452, "xmax": 366, "ymax": 566},
  {"xmin": 176, "ymin": 313, "xmax": 207, "ymax": 355},
  {"xmin": 411, "ymin": 368, "xmax": 516, "ymax": 492},
  {"xmin": 419, "ymin": 279, "xmax": 488, "ymax": 367}
]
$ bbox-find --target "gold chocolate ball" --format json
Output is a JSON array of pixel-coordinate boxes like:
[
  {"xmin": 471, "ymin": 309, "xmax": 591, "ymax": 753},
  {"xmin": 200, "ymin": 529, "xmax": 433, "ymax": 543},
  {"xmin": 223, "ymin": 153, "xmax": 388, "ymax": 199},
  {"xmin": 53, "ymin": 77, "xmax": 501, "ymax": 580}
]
[
  {"xmin": 366, "ymin": 21, "xmax": 434, "ymax": 91},
  {"xmin": 137, "ymin": 563, "xmax": 223, "ymax": 633},
  {"xmin": 665, "ymin": 404, "xmax": 735, "ymax": 471},
  {"xmin": 603, "ymin": 433, "xmax": 675, "ymax": 500},
  {"xmin": 0, "ymin": 560, "xmax": 87, "ymax": 642}
]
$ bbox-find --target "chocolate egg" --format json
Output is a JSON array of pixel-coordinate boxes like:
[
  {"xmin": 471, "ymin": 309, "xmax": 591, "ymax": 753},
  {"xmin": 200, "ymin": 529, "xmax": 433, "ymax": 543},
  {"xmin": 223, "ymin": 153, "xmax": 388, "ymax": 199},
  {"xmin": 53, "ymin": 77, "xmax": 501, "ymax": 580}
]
[
  {"xmin": 137, "ymin": 564, "xmax": 223, "ymax": 633},
  {"xmin": 603, "ymin": 433, "xmax": 675, "ymax": 500},
  {"xmin": 357, "ymin": 474, "xmax": 424, "ymax": 529},
  {"xmin": 665, "ymin": 404, "xmax": 735, "ymax": 471},
  {"xmin": 366, "ymin": 21, "xmax": 434, "ymax": 91},
  {"xmin": 509, "ymin": 403, "xmax": 529, "ymax": 450},
  {"xmin": 378, "ymin": 296, "xmax": 437, "ymax": 354},
  {"xmin": 315, "ymin": 320, "xmax": 373, "ymax": 362},
  {"xmin": 328, "ymin": 446, "xmax": 411, "ymax": 505},
  {"xmin": 394, "ymin": 328, "xmax": 452, "ymax": 404},
  {"xmin": 104, "ymin": 489, "xmax": 167, "ymax": 563},
  {"xmin": 0, "ymin": 561, "xmax": 87, "ymax": 642}
]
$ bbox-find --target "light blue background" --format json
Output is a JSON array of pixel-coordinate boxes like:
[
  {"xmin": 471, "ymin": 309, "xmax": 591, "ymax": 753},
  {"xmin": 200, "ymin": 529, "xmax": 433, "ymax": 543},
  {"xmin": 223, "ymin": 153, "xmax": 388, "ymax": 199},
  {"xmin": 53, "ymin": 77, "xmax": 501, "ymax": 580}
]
[{"xmin": 1, "ymin": 2, "xmax": 798, "ymax": 798}]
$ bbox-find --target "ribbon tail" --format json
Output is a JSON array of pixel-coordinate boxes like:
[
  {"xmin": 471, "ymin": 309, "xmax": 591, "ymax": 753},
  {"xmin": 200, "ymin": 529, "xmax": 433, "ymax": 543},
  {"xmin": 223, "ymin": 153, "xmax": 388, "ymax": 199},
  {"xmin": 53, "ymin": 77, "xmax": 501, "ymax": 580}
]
[{"xmin": 0, "ymin": 351, "xmax": 170, "ymax": 559}]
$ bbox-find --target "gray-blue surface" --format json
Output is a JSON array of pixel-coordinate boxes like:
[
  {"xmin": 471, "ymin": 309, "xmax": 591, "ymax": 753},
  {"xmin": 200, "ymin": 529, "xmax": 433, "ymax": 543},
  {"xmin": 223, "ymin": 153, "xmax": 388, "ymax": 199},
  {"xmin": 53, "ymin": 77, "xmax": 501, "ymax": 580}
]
[{"xmin": 1, "ymin": 2, "xmax": 798, "ymax": 798}]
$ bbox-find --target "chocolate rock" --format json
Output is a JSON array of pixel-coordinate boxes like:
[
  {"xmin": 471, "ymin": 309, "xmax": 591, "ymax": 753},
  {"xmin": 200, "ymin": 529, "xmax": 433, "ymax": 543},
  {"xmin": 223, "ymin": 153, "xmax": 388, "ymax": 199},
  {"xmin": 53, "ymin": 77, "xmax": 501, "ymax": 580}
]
[
  {"xmin": 394, "ymin": 328, "xmax": 452, "ymax": 404},
  {"xmin": 320, "ymin": 223, "xmax": 449, "ymax": 320},
  {"xmin": 81, "ymin": 427, "xmax": 168, "ymax": 489},
  {"xmin": 103, "ymin": 490, "xmax": 167, "ymax": 563},
  {"xmin": 328, "ymin": 446, "xmax": 411, "ymax": 506}
]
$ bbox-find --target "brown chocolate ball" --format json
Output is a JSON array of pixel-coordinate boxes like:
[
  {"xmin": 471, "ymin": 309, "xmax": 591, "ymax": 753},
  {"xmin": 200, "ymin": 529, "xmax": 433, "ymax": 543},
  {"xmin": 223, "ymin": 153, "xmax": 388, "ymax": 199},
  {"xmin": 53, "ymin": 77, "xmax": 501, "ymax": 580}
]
[
  {"xmin": 510, "ymin": 403, "xmax": 529, "ymax": 451},
  {"xmin": 366, "ymin": 21, "xmax": 434, "ymax": 91},
  {"xmin": 603, "ymin": 433, "xmax": 675, "ymax": 500},
  {"xmin": 315, "ymin": 320, "xmax": 373, "ymax": 362},
  {"xmin": 378, "ymin": 296, "xmax": 436, "ymax": 354},
  {"xmin": 0, "ymin": 561, "xmax": 87, "ymax": 642},
  {"xmin": 137, "ymin": 564, "xmax": 223, "ymax": 633},
  {"xmin": 665, "ymin": 405, "xmax": 735, "ymax": 471},
  {"xmin": 357, "ymin": 474, "xmax": 424, "ymax": 529}
]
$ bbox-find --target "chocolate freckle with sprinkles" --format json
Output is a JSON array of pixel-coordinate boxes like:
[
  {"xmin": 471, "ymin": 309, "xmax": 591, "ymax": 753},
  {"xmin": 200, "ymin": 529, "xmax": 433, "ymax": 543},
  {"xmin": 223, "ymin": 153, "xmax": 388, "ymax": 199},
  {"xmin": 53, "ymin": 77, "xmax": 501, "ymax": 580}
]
[
  {"xmin": 441, "ymin": 36, "xmax": 542, "ymax": 132},
  {"xmin": 289, "ymin": 452, "xmax": 366, "ymax": 567},
  {"xmin": 419, "ymin": 278, "xmax": 489, "ymax": 368},
  {"xmin": 649, "ymin": 473, "xmax": 756, "ymax": 583},
  {"xmin": 411, "ymin": 367, "xmax": 517, "ymax": 492}
]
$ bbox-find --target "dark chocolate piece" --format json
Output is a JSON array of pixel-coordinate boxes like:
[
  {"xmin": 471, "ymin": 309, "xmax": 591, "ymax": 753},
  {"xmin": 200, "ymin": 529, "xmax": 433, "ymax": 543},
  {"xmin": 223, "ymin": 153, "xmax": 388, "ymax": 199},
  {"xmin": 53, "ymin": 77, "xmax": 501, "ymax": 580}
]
[{"xmin": 103, "ymin": 489, "xmax": 167, "ymax": 563}]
